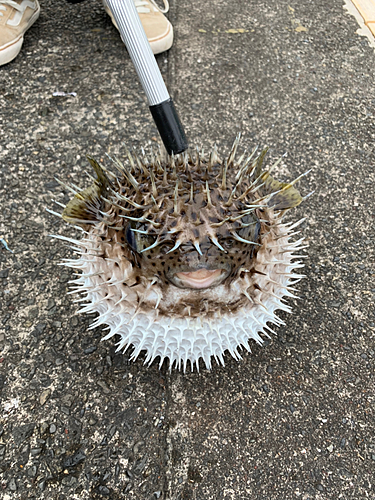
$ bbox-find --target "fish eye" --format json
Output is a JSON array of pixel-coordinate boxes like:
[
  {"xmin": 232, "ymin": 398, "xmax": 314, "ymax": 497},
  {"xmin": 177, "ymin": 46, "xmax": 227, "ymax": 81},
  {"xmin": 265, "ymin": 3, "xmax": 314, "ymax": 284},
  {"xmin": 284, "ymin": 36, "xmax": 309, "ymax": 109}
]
[
  {"xmin": 125, "ymin": 224, "xmax": 156, "ymax": 253},
  {"xmin": 221, "ymin": 238, "xmax": 235, "ymax": 250},
  {"xmin": 125, "ymin": 224, "xmax": 137, "ymax": 252}
]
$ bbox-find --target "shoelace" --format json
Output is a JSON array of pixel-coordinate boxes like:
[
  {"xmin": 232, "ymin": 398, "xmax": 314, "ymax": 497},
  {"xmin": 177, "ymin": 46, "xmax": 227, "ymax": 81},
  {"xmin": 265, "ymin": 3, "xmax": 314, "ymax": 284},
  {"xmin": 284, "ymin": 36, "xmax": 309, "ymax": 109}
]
[
  {"xmin": 135, "ymin": 0, "xmax": 169, "ymax": 14},
  {"xmin": 0, "ymin": 0, "xmax": 24, "ymax": 15}
]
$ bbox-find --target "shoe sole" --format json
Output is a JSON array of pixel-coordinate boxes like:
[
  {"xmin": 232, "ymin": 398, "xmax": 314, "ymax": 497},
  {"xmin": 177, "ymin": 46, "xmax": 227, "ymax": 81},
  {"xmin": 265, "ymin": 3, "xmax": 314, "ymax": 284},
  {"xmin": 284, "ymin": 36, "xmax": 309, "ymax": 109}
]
[
  {"xmin": 103, "ymin": 2, "xmax": 173, "ymax": 55},
  {"xmin": 0, "ymin": 2, "xmax": 40, "ymax": 66},
  {"xmin": 351, "ymin": 0, "xmax": 375, "ymax": 37}
]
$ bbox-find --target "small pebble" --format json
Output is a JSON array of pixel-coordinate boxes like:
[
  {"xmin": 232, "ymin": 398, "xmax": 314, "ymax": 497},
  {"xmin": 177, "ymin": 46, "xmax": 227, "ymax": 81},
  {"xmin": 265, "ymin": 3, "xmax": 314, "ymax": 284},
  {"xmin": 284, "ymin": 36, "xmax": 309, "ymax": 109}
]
[
  {"xmin": 49, "ymin": 423, "xmax": 57, "ymax": 434},
  {"xmin": 98, "ymin": 485, "xmax": 110, "ymax": 495},
  {"xmin": 40, "ymin": 389, "xmax": 51, "ymax": 406},
  {"xmin": 8, "ymin": 478, "xmax": 17, "ymax": 491},
  {"xmin": 46, "ymin": 298, "xmax": 55, "ymax": 310},
  {"xmin": 133, "ymin": 440, "xmax": 145, "ymax": 454},
  {"xmin": 97, "ymin": 380, "xmax": 111, "ymax": 394},
  {"xmin": 40, "ymin": 422, "xmax": 49, "ymax": 434},
  {"xmin": 0, "ymin": 269, "xmax": 9, "ymax": 279},
  {"xmin": 84, "ymin": 346, "xmax": 97, "ymax": 355},
  {"xmin": 38, "ymin": 480, "xmax": 46, "ymax": 492},
  {"xmin": 28, "ymin": 465, "xmax": 37, "ymax": 478}
]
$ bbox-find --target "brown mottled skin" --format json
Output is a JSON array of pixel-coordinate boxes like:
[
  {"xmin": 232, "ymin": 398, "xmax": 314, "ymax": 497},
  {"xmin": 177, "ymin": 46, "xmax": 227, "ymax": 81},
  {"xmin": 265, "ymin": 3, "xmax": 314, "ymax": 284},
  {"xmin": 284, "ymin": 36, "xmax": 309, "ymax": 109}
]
[{"xmin": 62, "ymin": 144, "xmax": 303, "ymax": 319}]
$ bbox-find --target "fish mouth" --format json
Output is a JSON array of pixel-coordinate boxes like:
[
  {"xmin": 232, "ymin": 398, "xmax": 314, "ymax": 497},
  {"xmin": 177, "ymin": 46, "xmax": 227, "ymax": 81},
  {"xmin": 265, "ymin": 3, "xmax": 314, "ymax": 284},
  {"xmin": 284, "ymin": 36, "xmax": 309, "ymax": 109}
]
[{"xmin": 173, "ymin": 268, "xmax": 225, "ymax": 289}]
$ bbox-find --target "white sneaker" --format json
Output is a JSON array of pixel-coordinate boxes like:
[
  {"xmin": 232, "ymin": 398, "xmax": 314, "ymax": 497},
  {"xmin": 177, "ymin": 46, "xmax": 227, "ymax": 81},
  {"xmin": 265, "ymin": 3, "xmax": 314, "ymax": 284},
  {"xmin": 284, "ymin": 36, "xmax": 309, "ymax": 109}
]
[
  {"xmin": 0, "ymin": 0, "xmax": 40, "ymax": 66},
  {"xmin": 103, "ymin": 0, "xmax": 173, "ymax": 55}
]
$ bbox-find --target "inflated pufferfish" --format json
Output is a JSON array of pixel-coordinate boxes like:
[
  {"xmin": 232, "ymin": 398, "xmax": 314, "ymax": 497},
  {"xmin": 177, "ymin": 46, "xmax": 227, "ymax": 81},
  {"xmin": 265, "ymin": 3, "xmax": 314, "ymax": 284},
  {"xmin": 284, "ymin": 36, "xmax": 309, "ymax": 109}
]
[{"xmin": 52, "ymin": 137, "xmax": 309, "ymax": 371}]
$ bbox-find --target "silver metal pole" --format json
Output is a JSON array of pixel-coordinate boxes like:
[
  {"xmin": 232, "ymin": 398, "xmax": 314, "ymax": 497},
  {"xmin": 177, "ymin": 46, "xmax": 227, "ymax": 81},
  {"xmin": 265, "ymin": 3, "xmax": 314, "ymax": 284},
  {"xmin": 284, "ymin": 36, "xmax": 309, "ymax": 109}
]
[{"xmin": 105, "ymin": 0, "xmax": 188, "ymax": 154}]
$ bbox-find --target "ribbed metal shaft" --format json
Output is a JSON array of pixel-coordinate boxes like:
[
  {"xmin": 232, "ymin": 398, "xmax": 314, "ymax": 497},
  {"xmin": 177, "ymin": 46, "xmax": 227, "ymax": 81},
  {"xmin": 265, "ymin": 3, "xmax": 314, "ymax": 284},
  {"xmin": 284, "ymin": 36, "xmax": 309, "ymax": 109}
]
[{"xmin": 105, "ymin": 0, "xmax": 170, "ymax": 106}]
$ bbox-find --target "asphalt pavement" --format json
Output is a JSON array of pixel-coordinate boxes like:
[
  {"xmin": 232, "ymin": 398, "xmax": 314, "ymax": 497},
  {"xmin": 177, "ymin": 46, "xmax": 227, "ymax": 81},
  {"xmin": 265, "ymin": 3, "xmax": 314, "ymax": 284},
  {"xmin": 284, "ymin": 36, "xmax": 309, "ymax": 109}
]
[{"xmin": 0, "ymin": 0, "xmax": 375, "ymax": 499}]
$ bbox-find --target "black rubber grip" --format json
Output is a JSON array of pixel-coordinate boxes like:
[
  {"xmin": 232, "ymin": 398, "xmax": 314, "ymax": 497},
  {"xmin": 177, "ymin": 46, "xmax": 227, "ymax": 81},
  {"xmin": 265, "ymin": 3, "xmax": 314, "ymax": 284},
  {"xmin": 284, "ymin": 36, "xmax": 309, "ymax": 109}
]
[{"xmin": 149, "ymin": 98, "xmax": 188, "ymax": 155}]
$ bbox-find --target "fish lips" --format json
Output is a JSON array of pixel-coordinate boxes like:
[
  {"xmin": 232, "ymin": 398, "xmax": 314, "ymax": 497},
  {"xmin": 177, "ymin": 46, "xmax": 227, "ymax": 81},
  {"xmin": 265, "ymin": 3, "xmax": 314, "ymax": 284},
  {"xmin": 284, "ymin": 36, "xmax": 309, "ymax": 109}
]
[{"xmin": 167, "ymin": 263, "xmax": 231, "ymax": 290}]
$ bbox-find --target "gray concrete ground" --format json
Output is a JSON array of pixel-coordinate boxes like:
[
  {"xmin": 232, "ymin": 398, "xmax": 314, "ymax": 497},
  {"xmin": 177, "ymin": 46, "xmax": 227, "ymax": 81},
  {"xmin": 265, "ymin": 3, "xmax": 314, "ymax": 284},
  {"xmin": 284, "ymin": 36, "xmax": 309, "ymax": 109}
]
[{"xmin": 0, "ymin": 0, "xmax": 375, "ymax": 498}]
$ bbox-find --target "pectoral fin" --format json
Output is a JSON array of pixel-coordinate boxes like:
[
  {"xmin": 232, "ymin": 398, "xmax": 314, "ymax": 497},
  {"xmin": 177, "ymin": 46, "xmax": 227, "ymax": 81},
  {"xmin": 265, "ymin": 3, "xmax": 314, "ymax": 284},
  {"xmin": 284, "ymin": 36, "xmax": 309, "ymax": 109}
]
[
  {"xmin": 62, "ymin": 157, "xmax": 110, "ymax": 224},
  {"xmin": 260, "ymin": 172, "xmax": 303, "ymax": 210}
]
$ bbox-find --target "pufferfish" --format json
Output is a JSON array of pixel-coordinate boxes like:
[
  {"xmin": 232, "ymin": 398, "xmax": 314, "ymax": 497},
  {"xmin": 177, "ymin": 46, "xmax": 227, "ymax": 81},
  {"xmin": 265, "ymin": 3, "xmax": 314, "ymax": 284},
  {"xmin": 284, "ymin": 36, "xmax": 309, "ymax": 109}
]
[{"xmin": 51, "ymin": 136, "xmax": 309, "ymax": 371}]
